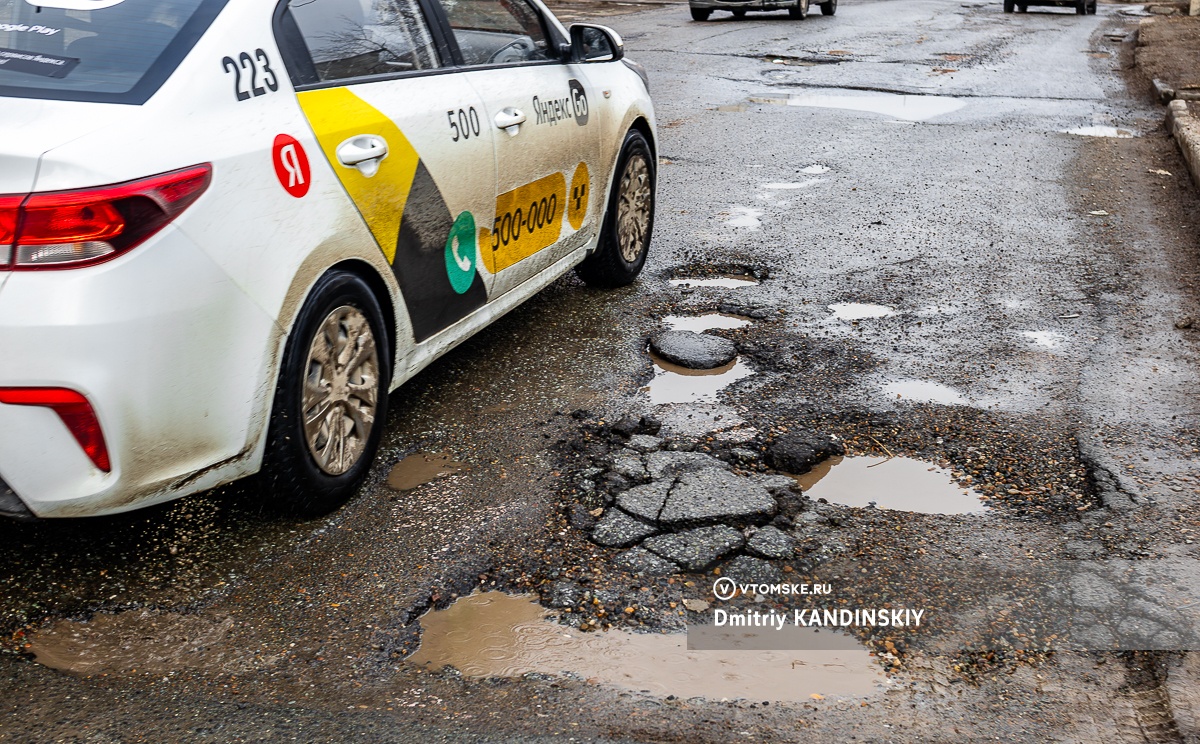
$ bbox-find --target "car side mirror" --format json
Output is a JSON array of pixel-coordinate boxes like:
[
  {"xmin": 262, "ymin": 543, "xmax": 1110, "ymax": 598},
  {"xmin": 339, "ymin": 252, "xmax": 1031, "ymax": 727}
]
[{"xmin": 569, "ymin": 24, "xmax": 624, "ymax": 63}]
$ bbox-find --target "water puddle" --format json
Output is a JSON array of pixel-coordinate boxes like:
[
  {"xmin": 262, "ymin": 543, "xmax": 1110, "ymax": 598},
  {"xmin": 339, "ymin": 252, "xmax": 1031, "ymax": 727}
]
[
  {"xmin": 795, "ymin": 456, "xmax": 988, "ymax": 514},
  {"xmin": 801, "ymin": 164, "xmax": 831, "ymax": 174},
  {"xmin": 750, "ymin": 91, "xmax": 965, "ymax": 122},
  {"xmin": 881, "ymin": 379, "xmax": 967, "ymax": 405},
  {"xmin": 645, "ymin": 353, "xmax": 754, "ymax": 406},
  {"xmin": 664, "ymin": 313, "xmax": 752, "ymax": 332},
  {"xmin": 25, "ymin": 610, "xmax": 244, "ymax": 676},
  {"xmin": 716, "ymin": 104, "xmax": 747, "ymax": 112},
  {"xmin": 829, "ymin": 302, "xmax": 895, "ymax": 320},
  {"xmin": 725, "ymin": 206, "xmax": 763, "ymax": 229},
  {"xmin": 762, "ymin": 179, "xmax": 823, "ymax": 190},
  {"xmin": 387, "ymin": 451, "xmax": 467, "ymax": 491},
  {"xmin": 1021, "ymin": 330, "xmax": 1064, "ymax": 349},
  {"xmin": 668, "ymin": 275, "xmax": 759, "ymax": 289},
  {"xmin": 1061, "ymin": 126, "xmax": 1135, "ymax": 138},
  {"xmin": 408, "ymin": 592, "xmax": 883, "ymax": 701}
]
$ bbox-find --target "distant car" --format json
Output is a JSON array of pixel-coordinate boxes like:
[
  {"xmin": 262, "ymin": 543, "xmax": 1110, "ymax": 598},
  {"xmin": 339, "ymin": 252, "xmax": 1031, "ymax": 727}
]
[
  {"xmin": 1003, "ymin": 0, "xmax": 1095, "ymax": 13},
  {"xmin": 0, "ymin": 0, "xmax": 656, "ymax": 519},
  {"xmin": 689, "ymin": 0, "xmax": 835, "ymax": 21}
]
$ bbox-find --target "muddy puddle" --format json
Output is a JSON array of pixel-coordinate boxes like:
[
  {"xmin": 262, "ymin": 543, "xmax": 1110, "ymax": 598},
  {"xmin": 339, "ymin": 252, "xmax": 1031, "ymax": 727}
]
[
  {"xmin": 829, "ymin": 302, "xmax": 895, "ymax": 320},
  {"xmin": 668, "ymin": 275, "xmax": 759, "ymax": 289},
  {"xmin": 645, "ymin": 353, "xmax": 754, "ymax": 406},
  {"xmin": 795, "ymin": 456, "xmax": 987, "ymax": 514},
  {"xmin": 882, "ymin": 378, "xmax": 967, "ymax": 405},
  {"xmin": 25, "ymin": 610, "xmax": 247, "ymax": 676},
  {"xmin": 664, "ymin": 313, "xmax": 752, "ymax": 332},
  {"xmin": 750, "ymin": 91, "xmax": 965, "ymax": 121},
  {"xmin": 387, "ymin": 451, "xmax": 466, "ymax": 490},
  {"xmin": 408, "ymin": 592, "xmax": 884, "ymax": 701}
]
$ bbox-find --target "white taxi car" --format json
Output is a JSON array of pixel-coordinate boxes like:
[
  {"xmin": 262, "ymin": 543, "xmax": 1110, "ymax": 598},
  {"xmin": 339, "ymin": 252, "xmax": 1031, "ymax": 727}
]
[{"xmin": 0, "ymin": 0, "xmax": 655, "ymax": 518}]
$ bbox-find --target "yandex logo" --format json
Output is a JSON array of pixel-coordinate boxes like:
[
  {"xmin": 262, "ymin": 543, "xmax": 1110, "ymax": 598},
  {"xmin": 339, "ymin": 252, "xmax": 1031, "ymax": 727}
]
[{"xmin": 0, "ymin": 164, "xmax": 211, "ymax": 270}]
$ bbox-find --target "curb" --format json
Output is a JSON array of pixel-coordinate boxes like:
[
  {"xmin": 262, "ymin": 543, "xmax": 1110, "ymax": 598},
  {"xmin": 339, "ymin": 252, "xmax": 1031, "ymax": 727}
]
[{"xmin": 1168, "ymin": 99, "xmax": 1200, "ymax": 188}]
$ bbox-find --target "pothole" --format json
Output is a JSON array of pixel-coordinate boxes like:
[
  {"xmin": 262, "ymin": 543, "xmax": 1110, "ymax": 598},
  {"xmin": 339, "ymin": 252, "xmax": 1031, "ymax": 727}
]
[
  {"xmin": 25, "ymin": 610, "xmax": 244, "ymax": 676},
  {"xmin": 664, "ymin": 313, "xmax": 752, "ymax": 332},
  {"xmin": 749, "ymin": 90, "xmax": 966, "ymax": 121},
  {"xmin": 881, "ymin": 378, "xmax": 968, "ymax": 405},
  {"xmin": 829, "ymin": 302, "xmax": 896, "ymax": 320},
  {"xmin": 1061, "ymin": 125, "xmax": 1136, "ymax": 138},
  {"xmin": 645, "ymin": 353, "xmax": 754, "ymax": 406},
  {"xmin": 794, "ymin": 456, "xmax": 988, "ymax": 514},
  {"xmin": 408, "ymin": 591, "xmax": 884, "ymax": 701},
  {"xmin": 760, "ymin": 54, "xmax": 845, "ymax": 66},
  {"xmin": 668, "ymin": 275, "xmax": 760, "ymax": 289},
  {"xmin": 387, "ymin": 451, "xmax": 467, "ymax": 491},
  {"xmin": 761, "ymin": 179, "xmax": 823, "ymax": 190},
  {"xmin": 724, "ymin": 206, "xmax": 763, "ymax": 229},
  {"xmin": 1021, "ymin": 330, "xmax": 1065, "ymax": 348}
]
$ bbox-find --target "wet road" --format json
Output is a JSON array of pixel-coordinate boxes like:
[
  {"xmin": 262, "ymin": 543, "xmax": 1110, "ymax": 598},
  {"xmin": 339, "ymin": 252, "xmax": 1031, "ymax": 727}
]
[{"xmin": 3, "ymin": 0, "xmax": 1200, "ymax": 740}]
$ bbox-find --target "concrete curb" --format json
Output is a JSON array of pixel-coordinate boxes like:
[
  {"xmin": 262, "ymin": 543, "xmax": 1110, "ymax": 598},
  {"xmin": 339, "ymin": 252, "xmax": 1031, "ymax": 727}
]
[{"xmin": 1168, "ymin": 99, "xmax": 1200, "ymax": 188}]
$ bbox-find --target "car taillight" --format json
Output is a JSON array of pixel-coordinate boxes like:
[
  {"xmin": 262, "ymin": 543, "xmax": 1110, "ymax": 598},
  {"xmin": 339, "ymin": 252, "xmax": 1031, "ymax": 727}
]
[
  {"xmin": 0, "ymin": 164, "xmax": 212, "ymax": 271},
  {"xmin": 0, "ymin": 388, "xmax": 111, "ymax": 472}
]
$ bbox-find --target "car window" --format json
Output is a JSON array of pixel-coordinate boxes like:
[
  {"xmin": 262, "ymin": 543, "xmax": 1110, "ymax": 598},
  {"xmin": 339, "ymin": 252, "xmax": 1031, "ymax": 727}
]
[
  {"xmin": 279, "ymin": 0, "xmax": 440, "ymax": 87},
  {"xmin": 436, "ymin": 0, "xmax": 551, "ymax": 67},
  {"xmin": 0, "ymin": 0, "xmax": 228, "ymax": 104}
]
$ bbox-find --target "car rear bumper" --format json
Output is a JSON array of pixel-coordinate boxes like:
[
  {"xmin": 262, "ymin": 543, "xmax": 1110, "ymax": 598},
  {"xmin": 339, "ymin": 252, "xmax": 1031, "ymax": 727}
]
[
  {"xmin": 0, "ymin": 475, "xmax": 35, "ymax": 520},
  {"xmin": 0, "ymin": 227, "xmax": 278, "ymax": 518}
]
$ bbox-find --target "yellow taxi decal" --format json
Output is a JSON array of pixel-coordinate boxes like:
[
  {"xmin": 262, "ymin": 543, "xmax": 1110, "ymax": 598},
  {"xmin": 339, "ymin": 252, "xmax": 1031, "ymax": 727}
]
[
  {"xmin": 295, "ymin": 87, "xmax": 420, "ymax": 263},
  {"xmin": 567, "ymin": 162, "xmax": 589, "ymax": 231},
  {"xmin": 480, "ymin": 171, "xmax": 568, "ymax": 274}
]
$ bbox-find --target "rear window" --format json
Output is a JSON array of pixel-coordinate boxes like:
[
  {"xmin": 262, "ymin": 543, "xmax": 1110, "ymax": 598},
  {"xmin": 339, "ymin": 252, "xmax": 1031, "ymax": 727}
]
[{"xmin": 0, "ymin": 0, "xmax": 228, "ymax": 104}]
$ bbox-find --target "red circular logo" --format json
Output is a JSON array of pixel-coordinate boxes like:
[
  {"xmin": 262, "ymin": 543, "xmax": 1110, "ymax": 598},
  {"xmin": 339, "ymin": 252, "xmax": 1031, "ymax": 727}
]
[{"xmin": 272, "ymin": 134, "xmax": 311, "ymax": 198}]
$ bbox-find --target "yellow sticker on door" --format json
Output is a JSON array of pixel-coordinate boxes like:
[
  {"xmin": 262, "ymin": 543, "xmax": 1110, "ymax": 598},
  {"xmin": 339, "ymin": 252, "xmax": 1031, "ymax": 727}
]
[
  {"xmin": 295, "ymin": 87, "xmax": 420, "ymax": 264},
  {"xmin": 480, "ymin": 171, "xmax": 569, "ymax": 274},
  {"xmin": 568, "ymin": 162, "xmax": 589, "ymax": 231}
]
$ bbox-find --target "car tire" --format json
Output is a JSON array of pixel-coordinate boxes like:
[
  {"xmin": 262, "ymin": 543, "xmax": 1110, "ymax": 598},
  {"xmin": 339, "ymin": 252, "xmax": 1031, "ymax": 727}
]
[
  {"xmin": 1017, "ymin": 4, "xmax": 1027, "ymax": 10},
  {"xmin": 1075, "ymin": 0, "xmax": 1085, "ymax": 13},
  {"xmin": 690, "ymin": 7, "xmax": 712, "ymax": 20},
  {"xmin": 789, "ymin": 0, "xmax": 809, "ymax": 18},
  {"xmin": 820, "ymin": 0, "xmax": 836, "ymax": 15},
  {"xmin": 259, "ymin": 270, "xmax": 391, "ymax": 518},
  {"xmin": 1003, "ymin": 0, "xmax": 1014, "ymax": 11},
  {"xmin": 575, "ymin": 130, "xmax": 655, "ymax": 289},
  {"xmin": 1087, "ymin": 1, "xmax": 1096, "ymax": 12},
  {"xmin": 732, "ymin": 8, "xmax": 746, "ymax": 17}
]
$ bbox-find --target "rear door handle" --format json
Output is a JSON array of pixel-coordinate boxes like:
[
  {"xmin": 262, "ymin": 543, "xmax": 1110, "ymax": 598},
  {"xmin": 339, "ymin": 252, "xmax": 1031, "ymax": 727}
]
[
  {"xmin": 494, "ymin": 107, "xmax": 526, "ymax": 136},
  {"xmin": 336, "ymin": 135, "xmax": 388, "ymax": 177}
]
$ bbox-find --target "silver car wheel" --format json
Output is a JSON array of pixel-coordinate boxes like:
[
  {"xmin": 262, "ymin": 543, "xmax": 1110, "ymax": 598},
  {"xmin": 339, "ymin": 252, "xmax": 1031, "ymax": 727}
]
[
  {"xmin": 617, "ymin": 153, "xmax": 653, "ymax": 264},
  {"xmin": 302, "ymin": 305, "xmax": 379, "ymax": 476}
]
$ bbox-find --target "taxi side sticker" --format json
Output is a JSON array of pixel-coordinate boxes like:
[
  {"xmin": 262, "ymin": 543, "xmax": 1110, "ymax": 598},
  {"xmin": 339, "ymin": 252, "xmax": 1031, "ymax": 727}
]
[
  {"xmin": 272, "ymin": 134, "xmax": 310, "ymax": 198},
  {"xmin": 296, "ymin": 87, "xmax": 485, "ymax": 343},
  {"xmin": 480, "ymin": 172, "xmax": 566, "ymax": 275},
  {"xmin": 568, "ymin": 162, "xmax": 589, "ymax": 231},
  {"xmin": 445, "ymin": 211, "xmax": 477, "ymax": 294},
  {"xmin": 297, "ymin": 87, "xmax": 419, "ymax": 263}
]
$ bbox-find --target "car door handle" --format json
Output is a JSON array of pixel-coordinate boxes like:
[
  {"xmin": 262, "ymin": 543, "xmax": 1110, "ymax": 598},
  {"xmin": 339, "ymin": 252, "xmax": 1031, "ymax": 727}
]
[
  {"xmin": 336, "ymin": 135, "xmax": 388, "ymax": 177},
  {"xmin": 494, "ymin": 107, "xmax": 526, "ymax": 135}
]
